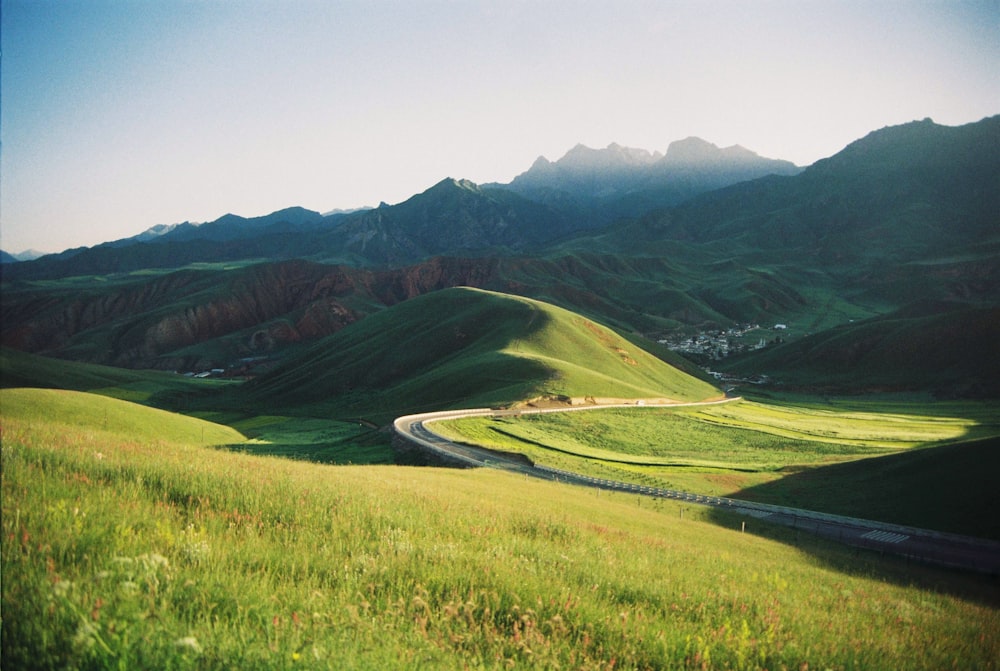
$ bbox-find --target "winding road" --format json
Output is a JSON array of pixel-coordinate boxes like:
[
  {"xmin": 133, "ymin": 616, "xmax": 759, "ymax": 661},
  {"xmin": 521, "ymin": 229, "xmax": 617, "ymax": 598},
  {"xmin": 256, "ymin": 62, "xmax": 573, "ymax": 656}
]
[{"xmin": 394, "ymin": 400, "xmax": 1000, "ymax": 575}]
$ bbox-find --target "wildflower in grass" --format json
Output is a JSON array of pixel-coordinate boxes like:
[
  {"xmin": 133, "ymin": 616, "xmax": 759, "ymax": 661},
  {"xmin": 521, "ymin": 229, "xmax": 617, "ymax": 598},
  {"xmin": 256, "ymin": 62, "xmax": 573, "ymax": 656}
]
[
  {"xmin": 73, "ymin": 621, "xmax": 99, "ymax": 651},
  {"xmin": 51, "ymin": 580, "xmax": 74, "ymax": 599},
  {"xmin": 181, "ymin": 540, "xmax": 210, "ymax": 564},
  {"xmin": 138, "ymin": 552, "xmax": 169, "ymax": 570},
  {"xmin": 174, "ymin": 636, "xmax": 203, "ymax": 654}
]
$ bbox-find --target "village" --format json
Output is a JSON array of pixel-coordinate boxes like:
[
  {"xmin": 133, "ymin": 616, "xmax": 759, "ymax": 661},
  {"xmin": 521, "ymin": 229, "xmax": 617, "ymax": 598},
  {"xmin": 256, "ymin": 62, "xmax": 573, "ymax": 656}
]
[{"xmin": 657, "ymin": 322, "xmax": 788, "ymax": 359}]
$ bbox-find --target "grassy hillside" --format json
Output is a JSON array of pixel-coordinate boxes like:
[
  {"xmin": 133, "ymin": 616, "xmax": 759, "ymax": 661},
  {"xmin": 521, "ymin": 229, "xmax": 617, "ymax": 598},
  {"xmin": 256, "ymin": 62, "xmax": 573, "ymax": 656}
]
[
  {"xmin": 3, "ymin": 387, "xmax": 997, "ymax": 669},
  {"xmin": 246, "ymin": 287, "xmax": 720, "ymax": 421},
  {"xmin": 0, "ymin": 347, "xmax": 229, "ymax": 404},
  {"xmin": 1, "ymin": 388, "xmax": 247, "ymax": 448},
  {"xmin": 0, "ymin": 348, "xmax": 390, "ymax": 464},
  {"xmin": 724, "ymin": 435, "xmax": 1000, "ymax": 539},
  {"xmin": 433, "ymin": 398, "xmax": 1000, "ymax": 539}
]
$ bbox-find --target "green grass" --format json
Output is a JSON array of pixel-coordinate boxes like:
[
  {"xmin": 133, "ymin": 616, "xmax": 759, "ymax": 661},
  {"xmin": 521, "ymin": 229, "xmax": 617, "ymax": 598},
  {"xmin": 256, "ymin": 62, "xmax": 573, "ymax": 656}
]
[
  {"xmin": 220, "ymin": 414, "xmax": 391, "ymax": 464},
  {"xmin": 4, "ymin": 387, "xmax": 998, "ymax": 669},
  {"xmin": 684, "ymin": 399, "xmax": 992, "ymax": 446},
  {"xmin": 723, "ymin": 435, "xmax": 1000, "ymax": 539}
]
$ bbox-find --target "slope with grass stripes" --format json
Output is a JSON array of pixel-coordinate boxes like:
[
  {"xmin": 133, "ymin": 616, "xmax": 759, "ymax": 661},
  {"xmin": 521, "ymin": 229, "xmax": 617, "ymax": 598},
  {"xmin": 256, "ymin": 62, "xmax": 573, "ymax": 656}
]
[
  {"xmin": 248, "ymin": 287, "xmax": 719, "ymax": 418},
  {"xmin": 0, "ymin": 387, "xmax": 247, "ymax": 447}
]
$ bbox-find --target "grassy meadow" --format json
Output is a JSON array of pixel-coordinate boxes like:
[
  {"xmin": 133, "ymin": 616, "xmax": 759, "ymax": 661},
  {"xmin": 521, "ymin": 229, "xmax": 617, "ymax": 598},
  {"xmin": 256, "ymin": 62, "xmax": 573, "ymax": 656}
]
[{"xmin": 3, "ymin": 387, "xmax": 999, "ymax": 670}]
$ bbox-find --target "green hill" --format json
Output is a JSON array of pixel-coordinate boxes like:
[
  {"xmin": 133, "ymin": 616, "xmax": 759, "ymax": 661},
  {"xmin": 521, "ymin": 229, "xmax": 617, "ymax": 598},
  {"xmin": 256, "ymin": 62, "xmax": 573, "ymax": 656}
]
[
  {"xmin": 720, "ymin": 302, "xmax": 1000, "ymax": 397},
  {"xmin": 247, "ymin": 287, "xmax": 719, "ymax": 419},
  {"xmin": 721, "ymin": 435, "xmax": 1000, "ymax": 540},
  {"xmin": 0, "ymin": 347, "xmax": 226, "ymax": 404},
  {"xmin": 0, "ymin": 387, "xmax": 246, "ymax": 447}
]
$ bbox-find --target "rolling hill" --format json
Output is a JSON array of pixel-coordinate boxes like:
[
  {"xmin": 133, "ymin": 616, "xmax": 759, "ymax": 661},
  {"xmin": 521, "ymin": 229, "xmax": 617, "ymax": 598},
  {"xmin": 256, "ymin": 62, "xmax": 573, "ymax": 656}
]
[
  {"xmin": 1, "ymin": 252, "xmax": 812, "ymax": 373},
  {"xmin": 716, "ymin": 434, "xmax": 1000, "ymax": 539},
  {"xmin": 244, "ymin": 287, "xmax": 720, "ymax": 419},
  {"xmin": 719, "ymin": 301, "xmax": 1000, "ymax": 397},
  {"xmin": 1, "ymin": 258, "xmax": 503, "ymax": 371},
  {"xmin": 0, "ymin": 347, "xmax": 225, "ymax": 404},
  {"xmin": 0, "ymin": 387, "xmax": 246, "ymax": 447}
]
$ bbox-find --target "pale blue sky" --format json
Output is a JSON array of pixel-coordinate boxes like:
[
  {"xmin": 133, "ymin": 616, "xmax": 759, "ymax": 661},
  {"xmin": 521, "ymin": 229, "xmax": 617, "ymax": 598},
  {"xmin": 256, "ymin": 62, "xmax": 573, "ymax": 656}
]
[{"xmin": 2, "ymin": 0, "xmax": 998, "ymax": 254}]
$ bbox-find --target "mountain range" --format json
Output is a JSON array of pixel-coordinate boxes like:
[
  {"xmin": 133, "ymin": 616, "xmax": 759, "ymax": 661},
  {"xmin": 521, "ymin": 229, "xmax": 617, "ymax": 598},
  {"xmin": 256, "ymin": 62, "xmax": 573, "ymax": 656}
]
[
  {"xmin": 0, "ymin": 136, "xmax": 799, "ymax": 274},
  {"xmin": 2, "ymin": 116, "xmax": 998, "ymax": 397},
  {"xmin": 501, "ymin": 136, "xmax": 800, "ymax": 223}
]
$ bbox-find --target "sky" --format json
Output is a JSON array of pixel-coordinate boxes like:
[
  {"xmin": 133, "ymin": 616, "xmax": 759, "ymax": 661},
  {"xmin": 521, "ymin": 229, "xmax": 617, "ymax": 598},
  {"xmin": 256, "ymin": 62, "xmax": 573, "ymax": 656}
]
[{"xmin": 2, "ymin": 0, "xmax": 998, "ymax": 254}]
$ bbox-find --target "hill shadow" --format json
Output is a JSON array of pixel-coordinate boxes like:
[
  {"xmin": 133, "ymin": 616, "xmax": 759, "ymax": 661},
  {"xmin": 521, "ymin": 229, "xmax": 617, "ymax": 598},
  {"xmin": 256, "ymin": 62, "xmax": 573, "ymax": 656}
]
[
  {"xmin": 705, "ymin": 436, "xmax": 1000, "ymax": 605},
  {"xmin": 706, "ymin": 502, "xmax": 1000, "ymax": 608},
  {"xmin": 715, "ymin": 436, "xmax": 1000, "ymax": 540}
]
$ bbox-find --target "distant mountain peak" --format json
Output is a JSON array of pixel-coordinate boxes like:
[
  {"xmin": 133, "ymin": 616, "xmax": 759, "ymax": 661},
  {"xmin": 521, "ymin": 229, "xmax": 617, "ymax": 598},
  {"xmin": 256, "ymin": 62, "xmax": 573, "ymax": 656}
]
[
  {"xmin": 428, "ymin": 177, "xmax": 481, "ymax": 193},
  {"xmin": 663, "ymin": 137, "xmax": 762, "ymax": 164},
  {"xmin": 2, "ymin": 248, "xmax": 48, "ymax": 262},
  {"xmin": 132, "ymin": 222, "xmax": 188, "ymax": 242},
  {"xmin": 811, "ymin": 115, "xmax": 1000, "ymax": 174},
  {"xmin": 558, "ymin": 142, "xmax": 658, "ymax": 169},
  {"xmin": 666, "ymin": 136, "xmax": 717, "ymax": 154}
]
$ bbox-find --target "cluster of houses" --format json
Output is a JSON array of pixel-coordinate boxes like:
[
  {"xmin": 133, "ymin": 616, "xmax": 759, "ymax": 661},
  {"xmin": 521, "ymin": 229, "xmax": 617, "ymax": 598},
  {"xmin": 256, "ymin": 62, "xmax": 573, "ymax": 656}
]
[
  {"xmin": 179, "ymin": 356, "xmax": 271, "ymax": 380},
  {"xmin": 657, "ymin": 323, "xmax": 787, "ymax": 360},
  {"xmin": 182, "ymin": 368, "xmax": 226, "ymax": 379}
]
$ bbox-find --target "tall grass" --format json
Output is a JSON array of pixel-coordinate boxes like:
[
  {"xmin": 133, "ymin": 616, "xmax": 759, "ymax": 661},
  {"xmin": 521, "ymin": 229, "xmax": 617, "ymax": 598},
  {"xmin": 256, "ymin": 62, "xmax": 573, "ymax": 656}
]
[{"xmin": 3, "ymin": 388, "xmax": 998, "ymax": 669}]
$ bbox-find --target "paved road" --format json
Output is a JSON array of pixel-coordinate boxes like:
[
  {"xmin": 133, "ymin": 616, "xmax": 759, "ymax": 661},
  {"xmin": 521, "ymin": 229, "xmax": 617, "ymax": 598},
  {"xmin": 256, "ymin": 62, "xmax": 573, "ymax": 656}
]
[{"xmin": 394, "ymin": 403, "xmax": 1000, "ymax": 575}]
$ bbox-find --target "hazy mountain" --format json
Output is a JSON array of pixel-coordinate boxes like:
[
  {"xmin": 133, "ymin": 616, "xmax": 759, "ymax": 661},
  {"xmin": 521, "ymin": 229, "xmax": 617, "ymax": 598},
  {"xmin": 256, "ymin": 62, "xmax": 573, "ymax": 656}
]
[
  {"xmin": 503, "ymin": 137, "xmax": 801, "ymax": 222},
  {"xmin": 0, "ymin": 249, "xmax": 50, "ymax": 263},
  {"xmin": 310, "ymin": 177, "xmax": 574, "ymax": 265},
  {"xmin": 131, "ymin": 223, "xmax": 185, "ymax": 242},
  {"xmin": 3, "ymin": 136, "xmax": 800, "ymax": 278},
  {"xmin": 130, "ymin": 206, "xmax": 328, "ymax": 245},
  {"xmin": 2, "ymin": 207, "xmax": 336, "ymax": 280},
  {"xmin": 582, "ymin": 115, "xmax": 1000, "ymax": 302}
]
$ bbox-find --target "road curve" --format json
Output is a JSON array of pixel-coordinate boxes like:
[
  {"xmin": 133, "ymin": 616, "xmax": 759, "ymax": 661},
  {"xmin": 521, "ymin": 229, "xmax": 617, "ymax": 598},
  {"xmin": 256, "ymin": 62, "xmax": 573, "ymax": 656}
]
[{"xmin": 394, "ymin": 400, "xmax": 1000, "ymax": 575}]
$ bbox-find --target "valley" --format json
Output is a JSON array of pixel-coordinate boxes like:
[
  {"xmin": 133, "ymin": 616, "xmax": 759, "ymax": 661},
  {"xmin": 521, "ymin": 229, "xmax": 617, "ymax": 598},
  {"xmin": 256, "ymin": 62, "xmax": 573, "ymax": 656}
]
[{"xmin": 3, "ymin": 117, "xmax": 999, "ymax": 669}]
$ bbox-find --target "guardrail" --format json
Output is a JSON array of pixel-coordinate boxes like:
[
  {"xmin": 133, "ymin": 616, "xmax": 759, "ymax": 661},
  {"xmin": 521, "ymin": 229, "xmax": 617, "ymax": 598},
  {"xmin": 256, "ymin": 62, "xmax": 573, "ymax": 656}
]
[
  {"xmin": 393, "ymin": 405, "xmax": 1000, "ymax": 574},
  {"xmin": 533, "ymin": 463, "xmax": 999, "ymax": 546}
]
